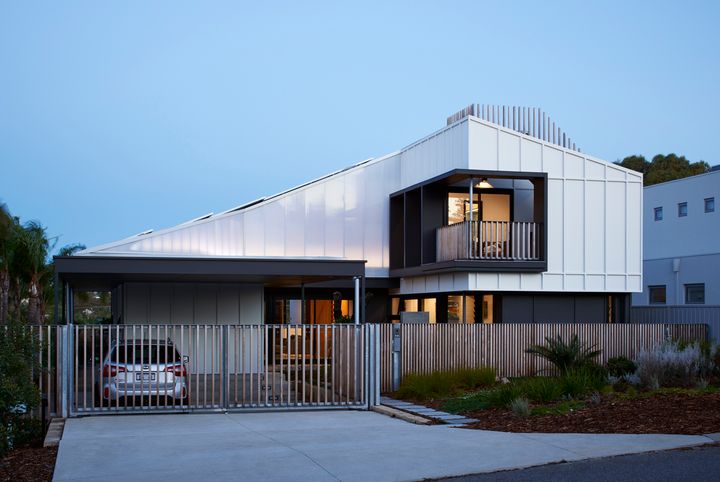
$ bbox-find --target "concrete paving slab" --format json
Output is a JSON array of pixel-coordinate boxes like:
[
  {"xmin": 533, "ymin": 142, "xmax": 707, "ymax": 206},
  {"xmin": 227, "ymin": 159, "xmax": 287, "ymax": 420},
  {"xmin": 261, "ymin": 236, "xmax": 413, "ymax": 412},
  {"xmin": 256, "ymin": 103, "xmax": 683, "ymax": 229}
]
[{"xmin": 54, "ymin": 411, "xmax": 713, "ymax": 482}]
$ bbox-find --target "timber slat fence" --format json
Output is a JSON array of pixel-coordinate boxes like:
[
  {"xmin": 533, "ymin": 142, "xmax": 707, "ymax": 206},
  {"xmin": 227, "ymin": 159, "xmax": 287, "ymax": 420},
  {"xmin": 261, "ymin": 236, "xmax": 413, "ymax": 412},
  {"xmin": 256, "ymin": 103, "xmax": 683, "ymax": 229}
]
[{"xmin": 378, "ymin": 323, "xmax": 708, "ymax": 392}]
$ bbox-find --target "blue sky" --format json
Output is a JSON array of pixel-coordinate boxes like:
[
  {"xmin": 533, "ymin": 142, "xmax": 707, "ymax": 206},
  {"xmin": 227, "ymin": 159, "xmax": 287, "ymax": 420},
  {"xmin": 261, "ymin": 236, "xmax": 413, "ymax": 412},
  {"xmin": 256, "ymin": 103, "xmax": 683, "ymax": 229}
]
[{"xmin": 1, "ymin": 1, "xmax": 719, "ymax": 251}]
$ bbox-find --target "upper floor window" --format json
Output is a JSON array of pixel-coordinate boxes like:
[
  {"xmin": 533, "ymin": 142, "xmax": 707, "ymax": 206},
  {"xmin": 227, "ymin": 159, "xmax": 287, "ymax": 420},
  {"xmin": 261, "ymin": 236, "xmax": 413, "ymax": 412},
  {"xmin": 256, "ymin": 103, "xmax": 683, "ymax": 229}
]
[
  {"xmin": 654, "ymin": 207, "xmax": 663, "ymax": 221},
  {"xmin": 678, "ymin": 202, "xmax": 688, "ymax": 217},
  {"xmin": 705, "ymin": 197, "xmax": 715, "ymax": 213},
  {"xmin": 649, "ymin": 285, "xmax": 666, "ymax": 305},
  {"xmin": 685, "ymin": 283, "xmax": 705, "ymax": 304}
]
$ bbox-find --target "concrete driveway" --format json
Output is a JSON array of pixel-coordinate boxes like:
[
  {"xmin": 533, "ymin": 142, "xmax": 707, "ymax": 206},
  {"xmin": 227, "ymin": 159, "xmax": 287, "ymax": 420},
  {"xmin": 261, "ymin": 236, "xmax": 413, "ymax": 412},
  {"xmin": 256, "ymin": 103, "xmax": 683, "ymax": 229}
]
[{"xmin": 53, "ymin": 410, "xmax": 712, "ymax": 482}]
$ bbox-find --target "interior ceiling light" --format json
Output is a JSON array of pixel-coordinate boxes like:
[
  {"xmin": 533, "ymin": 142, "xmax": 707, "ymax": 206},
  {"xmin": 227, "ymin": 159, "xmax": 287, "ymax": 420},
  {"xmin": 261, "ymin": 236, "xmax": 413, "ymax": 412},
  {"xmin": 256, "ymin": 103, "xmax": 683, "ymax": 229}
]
[{"xmin": 476, "ymin": 178, "xmax": 493, "ymax": 189}]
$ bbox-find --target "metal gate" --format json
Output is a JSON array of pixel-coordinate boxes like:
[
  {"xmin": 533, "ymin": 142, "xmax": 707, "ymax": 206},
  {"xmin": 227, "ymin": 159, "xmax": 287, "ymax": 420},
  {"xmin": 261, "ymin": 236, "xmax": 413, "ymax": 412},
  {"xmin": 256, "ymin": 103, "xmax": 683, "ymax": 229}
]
[{"xmin": 67, "ymin": 324, "xmax": 380, "ymax": 415}]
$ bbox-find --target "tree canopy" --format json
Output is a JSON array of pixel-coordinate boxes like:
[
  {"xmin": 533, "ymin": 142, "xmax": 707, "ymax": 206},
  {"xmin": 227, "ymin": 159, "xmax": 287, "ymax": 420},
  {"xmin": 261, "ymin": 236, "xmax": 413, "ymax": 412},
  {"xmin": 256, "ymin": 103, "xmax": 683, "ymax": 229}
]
[
  {"xmin": 0, "ymin": 202, "xmax": 82, "ymax": 324},
  {"xmin": 615, "ymin": 153, "xmax": 710, "ymax": 186}
]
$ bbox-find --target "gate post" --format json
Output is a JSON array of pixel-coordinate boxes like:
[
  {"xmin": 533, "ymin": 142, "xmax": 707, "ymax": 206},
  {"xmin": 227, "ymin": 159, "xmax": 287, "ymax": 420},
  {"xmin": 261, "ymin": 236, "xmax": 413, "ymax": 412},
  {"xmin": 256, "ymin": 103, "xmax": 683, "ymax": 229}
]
[
  {"xmin": 60, "ymin": 325, "xmax": 69, "ymax": 418},
  {"xmin": 366, "ymin": 324, "xmax": 380, "ymax": 408},
  {"xmin": 222, "ymin": 325, "xmax": 229, "ymax": 410},
  {"xmin": 392, "ymin": 324, "xmax": 401, "ymax": 391}
]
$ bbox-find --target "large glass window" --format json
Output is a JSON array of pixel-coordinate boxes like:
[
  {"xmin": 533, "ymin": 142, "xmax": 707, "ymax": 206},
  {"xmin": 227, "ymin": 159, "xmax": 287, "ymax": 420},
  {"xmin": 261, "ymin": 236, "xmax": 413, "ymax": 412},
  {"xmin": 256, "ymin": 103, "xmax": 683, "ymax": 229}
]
[
  {"xmin": 400, "ymin": 298, "xmax": 435, "ymax": 323},
  {"xmin": 685, "ymin": 284, "xmax": 705, "ymax": 304},
  {"xmin": 649, "ymin": 285, "xmax": 666, "ymax": 305},
  {"xmin": 481, "ymin": 295, "xmax": 493, "ymax": 324},
  {"xmin": 446, "ymin": 294, "xmax": 491, "ymax": 324},
  {"xmin": 448, "ymin": 193, "xmax": 479, "ymax": 224},
  {"xmin": 266, "ymin": 296, "xmax": 353, "ymax": 324}
]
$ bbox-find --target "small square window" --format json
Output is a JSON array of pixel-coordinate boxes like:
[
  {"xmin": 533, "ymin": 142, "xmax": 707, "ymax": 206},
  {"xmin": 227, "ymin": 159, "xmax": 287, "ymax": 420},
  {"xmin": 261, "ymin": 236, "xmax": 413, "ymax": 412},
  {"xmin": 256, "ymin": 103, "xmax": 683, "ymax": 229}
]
[
  {"xmin": 649, "ymin": 285, "xmax": 666, "ymax": 305},
  {"xmin": 705, "ymin": 197, "xmax": 715, "ymax": 213},
  {"xmin": 654, "ymin": 207, "xmax": 663, "ymax": 221},
  {"xmin": 685, "ymin": 284, "xmax": 705, "ymax": 304},
  {"xmin": 678, "ymin": 202, "xmax": 687, "ymax": 217}
]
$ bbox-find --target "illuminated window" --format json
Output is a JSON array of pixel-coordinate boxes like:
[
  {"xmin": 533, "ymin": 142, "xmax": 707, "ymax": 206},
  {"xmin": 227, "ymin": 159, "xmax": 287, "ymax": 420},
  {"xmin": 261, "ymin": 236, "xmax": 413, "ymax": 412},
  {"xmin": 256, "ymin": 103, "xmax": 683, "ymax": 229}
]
[
  {"xmin": 705, "ymin": 198, "xmax": 715, "ymax": 213},
  {"xmin": 648, "ymin": 286, "xmax": 666, "ymax": 305},
  {"xmin": 654, "ymin": 207, "xmax": 663, "ymax": 221},
  {"xmin": 678, "ymin": 202, "xmax": 687, "ymax": 217}
]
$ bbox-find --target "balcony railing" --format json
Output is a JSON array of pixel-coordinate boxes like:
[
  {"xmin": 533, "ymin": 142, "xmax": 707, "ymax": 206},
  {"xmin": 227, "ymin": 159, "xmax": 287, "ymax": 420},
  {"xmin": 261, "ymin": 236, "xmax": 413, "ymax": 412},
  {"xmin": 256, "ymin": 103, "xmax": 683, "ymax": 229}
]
[{"xmin": 436, "ymin": 221, "xmax": 542, "ymax": 262}]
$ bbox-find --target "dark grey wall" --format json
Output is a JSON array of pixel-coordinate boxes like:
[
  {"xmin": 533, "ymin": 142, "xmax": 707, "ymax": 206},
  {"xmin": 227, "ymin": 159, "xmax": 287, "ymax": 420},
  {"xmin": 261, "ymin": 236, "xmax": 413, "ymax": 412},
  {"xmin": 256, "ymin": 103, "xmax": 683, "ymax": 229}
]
[{"xmin": 502, "ymin": 294, "xmax": 609, "ymax": 323}]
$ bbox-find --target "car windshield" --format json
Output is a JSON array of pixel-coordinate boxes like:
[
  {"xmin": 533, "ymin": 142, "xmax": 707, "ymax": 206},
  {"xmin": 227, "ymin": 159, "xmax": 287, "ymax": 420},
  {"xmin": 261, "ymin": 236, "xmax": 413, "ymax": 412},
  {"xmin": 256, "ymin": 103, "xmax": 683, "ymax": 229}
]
[{"xmin": 109, "ymin": 344, "xmax": 181, "ymax": 364}]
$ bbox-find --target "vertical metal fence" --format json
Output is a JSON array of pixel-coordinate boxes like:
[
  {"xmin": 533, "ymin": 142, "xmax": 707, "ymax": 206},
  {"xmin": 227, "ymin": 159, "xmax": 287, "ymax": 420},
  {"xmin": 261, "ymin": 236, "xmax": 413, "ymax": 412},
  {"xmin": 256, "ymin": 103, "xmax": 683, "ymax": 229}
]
[
  {"xmin": 631, "ymin": 306, "xmax": 720, "ymax": 341},
  {"xmin": 65, "ymin": 323, "xmax": 378, "ymax": 415}
]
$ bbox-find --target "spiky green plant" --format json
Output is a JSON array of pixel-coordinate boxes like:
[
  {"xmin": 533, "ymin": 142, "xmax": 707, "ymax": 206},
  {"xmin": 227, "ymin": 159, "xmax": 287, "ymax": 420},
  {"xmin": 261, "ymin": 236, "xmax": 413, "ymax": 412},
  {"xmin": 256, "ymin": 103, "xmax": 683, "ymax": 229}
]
[{"xmin": 525, "ymin": 334, "xmax": 601, "ymax": 375}]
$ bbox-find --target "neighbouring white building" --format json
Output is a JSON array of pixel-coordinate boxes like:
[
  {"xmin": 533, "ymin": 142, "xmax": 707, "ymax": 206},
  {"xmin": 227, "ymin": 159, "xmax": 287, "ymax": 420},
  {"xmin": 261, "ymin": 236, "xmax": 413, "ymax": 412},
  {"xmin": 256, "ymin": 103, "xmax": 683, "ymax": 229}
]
[
  {"xmin": 56, "ymin": 104, "xmax": 643, "ymax": 325},
  {"xmin": 632, "ymin": 168, "xmax": 720, "ymax": 307}
]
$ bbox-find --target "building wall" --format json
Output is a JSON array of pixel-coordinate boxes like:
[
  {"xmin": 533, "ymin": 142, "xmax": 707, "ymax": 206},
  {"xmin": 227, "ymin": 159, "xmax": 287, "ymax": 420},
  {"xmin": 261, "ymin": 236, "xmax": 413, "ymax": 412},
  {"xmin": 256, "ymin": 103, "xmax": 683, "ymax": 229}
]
[
  {"xmin": 501, "ymin": 293, "xmax": 608, "ymax": 323},
  {"xmin": 121, "ymin": 282, "xmax": 265, "ymax": 374},
  {"xmin": 84, "ymin": 115, "xmax": 642, "ymax": 295},
  {"xmin": 399, "ymin": 118, "xmax": 643, "ymax": 295},
  {"xmin": 123, "ymin": 282, "xmax": 264, "ymax": 324},
  {"xmin": 633, "ymin": 254, "xmax": 720, "ymax": 306},
  {"xmin": 633, "ymin": 171, "xmax": 720, "ymax": 307},
  {"xmin": 642, "ymin": 170, "xmax": 720, "ymax": 260}
]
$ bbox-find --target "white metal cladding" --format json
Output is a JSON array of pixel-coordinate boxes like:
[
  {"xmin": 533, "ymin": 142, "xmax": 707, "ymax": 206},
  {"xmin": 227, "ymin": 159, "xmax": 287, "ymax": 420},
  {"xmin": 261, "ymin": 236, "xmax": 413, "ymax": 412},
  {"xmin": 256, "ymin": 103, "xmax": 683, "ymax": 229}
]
[
  {"xmin": 400, "ymin": 117, "xmax": 643, "ymax": 295},
  {"xmin": 79, "ymin": 112, "xmax": 642, "ymax": 293}
]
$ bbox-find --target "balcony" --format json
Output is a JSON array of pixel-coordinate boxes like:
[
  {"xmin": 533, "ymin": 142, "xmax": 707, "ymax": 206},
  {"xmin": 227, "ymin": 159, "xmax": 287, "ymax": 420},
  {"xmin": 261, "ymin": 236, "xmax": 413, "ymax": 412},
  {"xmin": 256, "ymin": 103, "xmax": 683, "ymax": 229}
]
[
  {"xmin": 389, "ymin": 169, "xmax": 548, "ymax": 276},
  {"xmin": 436, "ymin": 220, "xmax": 542, "ymax": 262}
]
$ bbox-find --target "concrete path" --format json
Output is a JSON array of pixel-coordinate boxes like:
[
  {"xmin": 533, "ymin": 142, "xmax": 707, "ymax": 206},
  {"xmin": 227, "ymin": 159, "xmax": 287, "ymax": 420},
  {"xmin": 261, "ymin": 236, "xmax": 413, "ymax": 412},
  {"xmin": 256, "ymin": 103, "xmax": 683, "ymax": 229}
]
[
  {"xmin": 54, "ymin": 411, "xmax": 713, "ymax": 482},
  {"xmin": 380, "ymin": 396, "xmax": 478, "ymax": 426}
]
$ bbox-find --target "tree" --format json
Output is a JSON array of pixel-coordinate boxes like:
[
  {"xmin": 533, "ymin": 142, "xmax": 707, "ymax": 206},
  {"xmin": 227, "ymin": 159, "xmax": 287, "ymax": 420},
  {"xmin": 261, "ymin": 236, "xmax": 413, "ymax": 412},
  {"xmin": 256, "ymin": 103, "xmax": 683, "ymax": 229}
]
[
  {"xmin": 616, "ymin": 153, "xmax": 710, "ymax": 186},
  {"xmin": 45, "ymin": 243, "xmax": 86, "ymax": 323},
  {"xmin": 0, "ymin": 203, "xmax": 15, "ymax": 324},
  {"xmin": 616, "ymin": 155, "xmax": 650, "ymax": 176},
  {"xmin": 14, "ymin": 221, "xmax": 56, "ymax": 325}
]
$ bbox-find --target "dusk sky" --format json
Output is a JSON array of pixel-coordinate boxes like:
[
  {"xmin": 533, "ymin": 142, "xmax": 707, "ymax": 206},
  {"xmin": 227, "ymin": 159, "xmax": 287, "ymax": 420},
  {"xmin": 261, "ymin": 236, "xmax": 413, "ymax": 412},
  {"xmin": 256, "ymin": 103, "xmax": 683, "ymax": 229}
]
[{"xmin": 1, "ymin": 1, "xmax": 719, "ymax": 252}]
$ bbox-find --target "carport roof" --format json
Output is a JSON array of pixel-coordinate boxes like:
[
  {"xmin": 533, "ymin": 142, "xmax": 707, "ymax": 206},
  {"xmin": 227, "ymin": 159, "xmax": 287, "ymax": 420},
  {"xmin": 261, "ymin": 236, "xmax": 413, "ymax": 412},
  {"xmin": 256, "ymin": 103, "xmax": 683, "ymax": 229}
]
[{"xmin": 54, "ymin": 255, "xmax": 366, "ymax": 290}]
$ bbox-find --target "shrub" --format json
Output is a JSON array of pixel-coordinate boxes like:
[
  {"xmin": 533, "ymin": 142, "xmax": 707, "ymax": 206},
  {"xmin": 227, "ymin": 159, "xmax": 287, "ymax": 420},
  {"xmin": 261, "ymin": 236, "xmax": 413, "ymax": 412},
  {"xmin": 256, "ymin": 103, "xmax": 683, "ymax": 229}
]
[
  {"xmin": 519, "ymin": 377, "xmax": 563, "ymax": 403},
  {"xmin": 634, "ymin": 340, "xmax": 715, "ymax": 388},
  {"xmin": 525, "ymin": 334, "xmax": 601, "ymax": 375},
  {"xmin": 560, "ymin": 366, "xmax": 607, "ymax": 398},
  {"xmin": 453, "ymin": 367, "xmax": 497, "ymax": 390},
  {"xmin": 396, "ymin": 372, "xmax": 453, "ymax": 401},
  {"xmin": 396, "ymin": 367, "xmax": 496, "ymax": 401},
  {"xmin": 606, "ymin": 356, "xmax": 637, "ymax": 378},
  {"xmin": 0, "ymin": 319, "xmax": 41, "ymax": 458},
  {"xmin": 510, "ymin": 397, "xmax": 530, "ymax": 417}
]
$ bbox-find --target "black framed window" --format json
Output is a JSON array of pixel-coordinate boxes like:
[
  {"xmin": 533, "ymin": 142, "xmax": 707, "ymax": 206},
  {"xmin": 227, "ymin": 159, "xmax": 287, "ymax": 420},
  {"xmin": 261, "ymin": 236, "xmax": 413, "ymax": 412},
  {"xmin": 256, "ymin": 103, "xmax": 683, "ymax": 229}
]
[
  {"xmin": 678, "ymin": 202, "xmax": 688, "ymax": 217},
  {"xmin": 654, "ymin": 207, "xmax": 663, "ymax": 221},
  {"xmin": 649, "ymin": 285, "xmax": 666, "ymax": 305},
  {"xmin": 685, "ymin": 284, "xmax": 705, "ymax": 304},
  {"xmin": 705, "ymin": 197, "xmax": 715, "ymax": 213}
]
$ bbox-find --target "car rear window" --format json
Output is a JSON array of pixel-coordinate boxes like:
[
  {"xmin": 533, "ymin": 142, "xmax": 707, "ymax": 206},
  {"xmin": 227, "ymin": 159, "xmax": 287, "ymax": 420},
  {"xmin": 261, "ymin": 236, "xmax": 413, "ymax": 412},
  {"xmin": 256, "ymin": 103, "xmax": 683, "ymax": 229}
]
[{"xmin": 109, "ymin": 344, "xmax": 181, "ymax": 364}]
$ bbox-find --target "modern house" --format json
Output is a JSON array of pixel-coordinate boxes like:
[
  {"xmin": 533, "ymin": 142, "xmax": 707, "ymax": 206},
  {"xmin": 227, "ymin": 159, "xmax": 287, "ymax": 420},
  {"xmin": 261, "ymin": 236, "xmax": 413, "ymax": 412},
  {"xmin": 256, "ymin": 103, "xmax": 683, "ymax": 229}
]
[
  {"xmin": 56, "ymin": 104, "xmax": 643, "ymax": 326},
  {"xmin": 632, "ymin": 168, "xmax": 720, "ymax": 307}
]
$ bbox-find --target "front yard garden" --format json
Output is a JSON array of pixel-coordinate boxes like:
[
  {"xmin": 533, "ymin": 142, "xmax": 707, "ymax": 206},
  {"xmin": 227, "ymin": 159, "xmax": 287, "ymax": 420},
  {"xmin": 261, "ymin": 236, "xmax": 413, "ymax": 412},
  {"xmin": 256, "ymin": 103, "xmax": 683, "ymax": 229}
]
[{"xmin": 393, "ymin": 335, "xmax": 720, "ymax": 435}]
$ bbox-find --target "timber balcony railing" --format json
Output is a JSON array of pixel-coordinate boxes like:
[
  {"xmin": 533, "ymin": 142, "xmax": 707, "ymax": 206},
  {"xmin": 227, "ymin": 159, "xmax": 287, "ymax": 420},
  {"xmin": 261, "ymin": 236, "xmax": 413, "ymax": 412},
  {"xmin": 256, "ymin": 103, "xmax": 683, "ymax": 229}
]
[{"xmin": 436, "ymin": 220, "xmax": 542, "ymax": 262}]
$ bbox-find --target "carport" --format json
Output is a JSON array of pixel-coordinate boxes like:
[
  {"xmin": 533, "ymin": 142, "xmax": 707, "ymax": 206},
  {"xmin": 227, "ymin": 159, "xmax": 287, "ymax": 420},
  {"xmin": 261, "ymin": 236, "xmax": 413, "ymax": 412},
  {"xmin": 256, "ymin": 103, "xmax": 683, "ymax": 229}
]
[
  {"xmin": 54, "ymin": 255, "xmax": 368, "ymax": 325},
  {"xmin": 51, "ymin": 255, "xmax": 380, "ymax": 416}
]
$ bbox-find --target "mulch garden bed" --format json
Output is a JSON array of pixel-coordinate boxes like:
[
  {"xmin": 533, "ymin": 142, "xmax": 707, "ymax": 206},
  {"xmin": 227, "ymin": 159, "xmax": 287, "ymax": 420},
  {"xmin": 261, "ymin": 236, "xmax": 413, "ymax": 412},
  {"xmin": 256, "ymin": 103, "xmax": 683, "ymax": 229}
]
[
  {"xmin": 463, "ymin": 391, "xmax": 720, "ymax": 435},
  {"xmin": 0, "ymin": 443, "xmax": 57, "ymax": 482}
]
